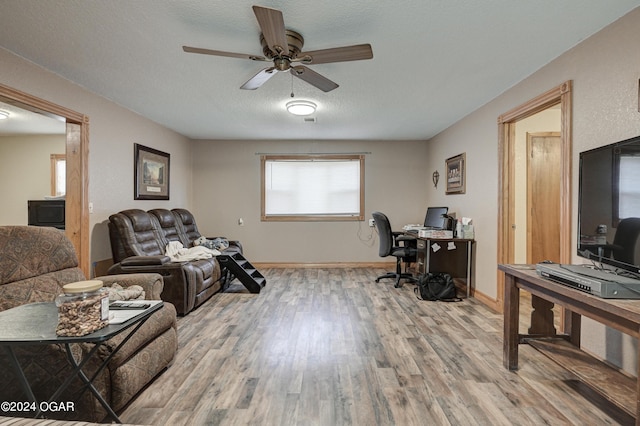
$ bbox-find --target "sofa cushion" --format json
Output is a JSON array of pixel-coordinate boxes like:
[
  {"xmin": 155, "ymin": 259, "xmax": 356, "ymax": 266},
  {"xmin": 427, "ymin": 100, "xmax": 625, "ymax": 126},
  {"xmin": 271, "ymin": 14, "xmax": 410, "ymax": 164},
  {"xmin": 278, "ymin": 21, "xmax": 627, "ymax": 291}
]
[
  {"xmin": 0, "ymin": 226, "xmax": 85, "ymax": 311},
  {"xmin": 109, "ymin": 209, "xmax": 166, "ymax": 258},
  {"xmin": 171, "ymin": 208, "xmax": 201, "ymax": 244},
  {"xmin": 0, "ymin": 269, "xmax": 84, "ymax": 312},
  {"xmin": 0, "ymin": 226, "xmax": 79, "ymax": 284},
  {"xmin": 150, "ymin": 208, "xmax": 190, "ymax": 246}
]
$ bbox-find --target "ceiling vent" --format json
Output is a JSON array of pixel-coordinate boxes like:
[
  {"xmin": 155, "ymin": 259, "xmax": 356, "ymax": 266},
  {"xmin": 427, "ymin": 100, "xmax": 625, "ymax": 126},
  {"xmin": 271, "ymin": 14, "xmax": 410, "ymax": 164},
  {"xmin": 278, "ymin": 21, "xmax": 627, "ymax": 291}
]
[{"xmin": 303, "ymin": 117, "xmax": 316, "ymax": 123}]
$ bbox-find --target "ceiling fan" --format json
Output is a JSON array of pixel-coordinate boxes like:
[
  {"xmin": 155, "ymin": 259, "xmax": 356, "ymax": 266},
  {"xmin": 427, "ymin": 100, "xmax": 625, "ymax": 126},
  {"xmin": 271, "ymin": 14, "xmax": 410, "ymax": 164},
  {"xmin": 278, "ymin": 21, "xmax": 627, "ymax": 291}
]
[{"xmin": 182, "ymin": 5, "xmax": 373, "ymax": 92}]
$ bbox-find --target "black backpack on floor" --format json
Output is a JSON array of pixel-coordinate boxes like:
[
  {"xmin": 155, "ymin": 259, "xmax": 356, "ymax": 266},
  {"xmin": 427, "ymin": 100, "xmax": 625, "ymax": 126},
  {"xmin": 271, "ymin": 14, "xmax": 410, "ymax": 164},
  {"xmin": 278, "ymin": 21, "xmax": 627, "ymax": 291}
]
[{"xmin": 414, "ymin": 272, "xmax": 462, "ymax": 302}]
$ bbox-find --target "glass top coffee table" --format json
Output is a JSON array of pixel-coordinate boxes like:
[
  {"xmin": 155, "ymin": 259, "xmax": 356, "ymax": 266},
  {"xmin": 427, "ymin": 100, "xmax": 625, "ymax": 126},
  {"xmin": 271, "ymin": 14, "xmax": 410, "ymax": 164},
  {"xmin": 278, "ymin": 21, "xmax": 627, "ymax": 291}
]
[{"xmin": 0, "ymin": 301, "xmax": 163, "ymax": 423}]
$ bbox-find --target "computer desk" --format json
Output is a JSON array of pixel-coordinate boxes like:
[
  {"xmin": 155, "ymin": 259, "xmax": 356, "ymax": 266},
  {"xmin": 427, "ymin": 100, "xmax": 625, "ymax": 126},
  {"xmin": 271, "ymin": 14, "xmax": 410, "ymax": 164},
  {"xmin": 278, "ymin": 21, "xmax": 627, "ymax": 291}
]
[{"xmin": 413, "ymin": 236, "xmax": 474, "ymax": 298}]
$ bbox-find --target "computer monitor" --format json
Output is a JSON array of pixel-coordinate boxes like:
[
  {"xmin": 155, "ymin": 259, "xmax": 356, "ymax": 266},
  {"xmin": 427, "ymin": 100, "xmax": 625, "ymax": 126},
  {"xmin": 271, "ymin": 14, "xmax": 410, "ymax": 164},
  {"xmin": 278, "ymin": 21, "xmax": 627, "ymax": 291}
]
[{"xmin": 423, "ymin": 207, "xmax": 448, "ymax": 229}]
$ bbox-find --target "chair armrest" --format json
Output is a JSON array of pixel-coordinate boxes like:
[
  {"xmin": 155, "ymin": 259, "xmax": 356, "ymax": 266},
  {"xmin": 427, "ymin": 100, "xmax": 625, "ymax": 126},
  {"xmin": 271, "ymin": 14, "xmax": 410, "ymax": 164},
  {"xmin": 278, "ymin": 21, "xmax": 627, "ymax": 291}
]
[
  {"xmin": 107, "ymin": 260, "xmax": 193, "ymax": 315},
  {"xmin": 96, "ymin": 273, "xmax": 164, "ymax": 300},
  {"xmin": 206, "ymin": 237, "xmax": 243, "ymax": 254},
  {"xmin": 394, "ymin": 231, "xmax": 416, "ymax": 246},
  {"xmin": 121, "ymin": 255, "xmax": 170, "ymax": 266}
]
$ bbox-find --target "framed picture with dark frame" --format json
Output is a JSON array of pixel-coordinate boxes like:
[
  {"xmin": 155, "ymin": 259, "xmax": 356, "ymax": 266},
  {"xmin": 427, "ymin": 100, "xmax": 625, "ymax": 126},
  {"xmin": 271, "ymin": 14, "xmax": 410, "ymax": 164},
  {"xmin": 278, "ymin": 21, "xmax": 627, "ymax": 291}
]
[
  {"xmin": 445, "ymin": 153, "xmax": 466, "ymax": 194},
  {"xmin": 134, "ymin": 143, "xmax": 170, "ymax": 200}
]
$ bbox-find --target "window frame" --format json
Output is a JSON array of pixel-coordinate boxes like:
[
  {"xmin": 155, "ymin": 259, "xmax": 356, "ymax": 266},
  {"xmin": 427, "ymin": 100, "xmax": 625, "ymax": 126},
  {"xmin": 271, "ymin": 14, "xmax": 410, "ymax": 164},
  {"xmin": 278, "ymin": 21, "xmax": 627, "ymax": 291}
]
[
  {"xmin": 260, "ymin": 154, "xmax": 365, "ymax": 222},
  {"xmin": 613, "ymin": 146, "xmax": 640, "ymax": 226},
  {"xmin": 50, "ymin": 153, "xmax": 66, "ymax": 196}
]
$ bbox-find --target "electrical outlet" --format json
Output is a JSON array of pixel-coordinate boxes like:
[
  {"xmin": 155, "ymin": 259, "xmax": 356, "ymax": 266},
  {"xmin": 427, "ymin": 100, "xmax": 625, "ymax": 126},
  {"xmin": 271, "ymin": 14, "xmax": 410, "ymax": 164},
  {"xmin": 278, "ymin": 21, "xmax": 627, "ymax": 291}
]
[
  {"xmin": 238, "ymin": 218, "xmax": 244, "ymax": 226},
  {"xmin": 368, "ymin": 218, "xmax": 375, "ymax": 227}
]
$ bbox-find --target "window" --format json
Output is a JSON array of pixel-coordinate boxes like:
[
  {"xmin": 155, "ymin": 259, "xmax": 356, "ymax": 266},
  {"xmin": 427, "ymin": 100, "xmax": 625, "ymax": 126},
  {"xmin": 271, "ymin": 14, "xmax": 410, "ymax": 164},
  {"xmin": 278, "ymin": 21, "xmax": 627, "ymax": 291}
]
[
  {"xmin": 261, "ymin": 154, "xmax": 364, "ymax": 221},
  {"xmin": 618, "ymin": 153, "xmax": 640, "ymax": 221},
  {"xmin": 50, "ymin": 154, "xmax": 66, "ymax": 196}
]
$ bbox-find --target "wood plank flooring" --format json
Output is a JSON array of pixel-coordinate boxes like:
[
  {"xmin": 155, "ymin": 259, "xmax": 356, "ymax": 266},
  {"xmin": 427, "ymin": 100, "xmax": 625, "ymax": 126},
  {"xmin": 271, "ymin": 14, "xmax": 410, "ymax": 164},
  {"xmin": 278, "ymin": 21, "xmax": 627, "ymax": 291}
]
[{"xmin": 119, "ymin": 268, "xmax": 632, "ymax": 425}]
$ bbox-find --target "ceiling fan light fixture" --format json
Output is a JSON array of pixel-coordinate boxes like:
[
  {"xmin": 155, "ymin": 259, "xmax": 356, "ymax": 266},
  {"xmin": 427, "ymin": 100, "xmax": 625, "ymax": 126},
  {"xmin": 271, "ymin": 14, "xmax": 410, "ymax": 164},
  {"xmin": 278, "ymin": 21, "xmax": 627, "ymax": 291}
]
[
  {"xmin": 286, "ymin": 100, "xmax": 316, "ymax": 116},
  {"xmin": 0, "ymin": 111, "xmax": 9, "ymax": 120}
]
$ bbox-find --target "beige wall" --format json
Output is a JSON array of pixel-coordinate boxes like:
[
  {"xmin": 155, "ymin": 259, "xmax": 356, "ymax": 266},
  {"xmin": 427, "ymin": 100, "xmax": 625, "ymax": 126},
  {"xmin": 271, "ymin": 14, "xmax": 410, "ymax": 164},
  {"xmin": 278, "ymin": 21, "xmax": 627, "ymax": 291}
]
[
  {"xmin": 0, "ymin": 47, "xmax": 194, "ymax": 267},
  {"xmin": 0, "ymin": 134, "xmax": 65, "ymax": 224},
  {"xmin": 191, "ymin": 139, "xmax": 429, "ymax": 262},
  {"xmin": 427, "ymin": 8, "xmax": 640, "ymax": 372}
]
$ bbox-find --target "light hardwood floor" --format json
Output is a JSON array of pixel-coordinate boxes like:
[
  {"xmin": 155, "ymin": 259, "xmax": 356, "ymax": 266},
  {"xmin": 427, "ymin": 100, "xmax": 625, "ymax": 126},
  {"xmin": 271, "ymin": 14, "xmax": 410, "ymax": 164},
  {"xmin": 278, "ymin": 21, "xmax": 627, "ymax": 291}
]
[{"xmin": 119, "ymin": 268, "xmax": 632, "ymax": 425}]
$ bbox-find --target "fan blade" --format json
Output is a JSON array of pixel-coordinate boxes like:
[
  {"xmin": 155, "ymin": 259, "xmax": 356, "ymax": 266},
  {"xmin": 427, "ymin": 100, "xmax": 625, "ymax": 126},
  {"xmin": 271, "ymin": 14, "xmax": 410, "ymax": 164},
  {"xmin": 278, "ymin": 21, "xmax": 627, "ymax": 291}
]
[
  {"xmin": 291, "ymin": 66, "xmax": 339, "ymax": 92},
  {"xmin": 240, "ymin": 67, "xmax": 278, "ymax": 90},
  {"xmin": 183, "ymin": 46, "xmax": 266, "ymax": 61},
  {"xmin": 252, "ymin": 6, "xmax": 288, "ymax": 56},
  {"xmin": 297, "ymin": 44, "xmax": 373, "ymax": 65}
]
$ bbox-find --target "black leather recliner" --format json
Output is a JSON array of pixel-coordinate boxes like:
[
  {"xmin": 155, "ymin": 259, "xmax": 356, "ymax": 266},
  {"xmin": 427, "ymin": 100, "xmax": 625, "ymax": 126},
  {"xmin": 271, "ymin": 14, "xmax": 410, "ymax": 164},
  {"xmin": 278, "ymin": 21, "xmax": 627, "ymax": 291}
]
[{"xmin": 108, "ymin": 208, "xmax": 241, "ymax": 315}]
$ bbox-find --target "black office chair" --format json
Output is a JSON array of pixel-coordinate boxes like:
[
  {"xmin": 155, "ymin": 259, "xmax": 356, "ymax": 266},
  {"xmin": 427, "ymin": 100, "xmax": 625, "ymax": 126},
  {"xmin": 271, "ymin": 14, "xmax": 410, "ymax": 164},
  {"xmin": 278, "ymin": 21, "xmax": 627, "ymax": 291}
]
[{"xmin": 372, "ymin": 211, "xmax": 417, "ymax": 288}]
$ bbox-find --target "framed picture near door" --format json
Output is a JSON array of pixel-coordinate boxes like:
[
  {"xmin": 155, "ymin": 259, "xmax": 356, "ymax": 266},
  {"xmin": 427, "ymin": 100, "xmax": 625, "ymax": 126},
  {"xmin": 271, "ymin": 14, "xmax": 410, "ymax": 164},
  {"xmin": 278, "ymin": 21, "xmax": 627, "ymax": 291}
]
[
  {"xmin": 445, "ymin": 153, "xmax": 465, "ymax": 194},
  {"xmin": 134, "ymin": 143, "xmax": 170, "ymax": 200}
]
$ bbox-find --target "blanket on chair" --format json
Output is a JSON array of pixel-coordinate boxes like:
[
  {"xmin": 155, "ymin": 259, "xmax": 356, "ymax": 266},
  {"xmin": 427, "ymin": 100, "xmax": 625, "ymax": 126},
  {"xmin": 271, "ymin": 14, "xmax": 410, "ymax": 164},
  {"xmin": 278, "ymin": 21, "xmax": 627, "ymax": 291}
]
[{"xmin": 165, "ymin": 241, "xmax": 220, "ymax": 262}]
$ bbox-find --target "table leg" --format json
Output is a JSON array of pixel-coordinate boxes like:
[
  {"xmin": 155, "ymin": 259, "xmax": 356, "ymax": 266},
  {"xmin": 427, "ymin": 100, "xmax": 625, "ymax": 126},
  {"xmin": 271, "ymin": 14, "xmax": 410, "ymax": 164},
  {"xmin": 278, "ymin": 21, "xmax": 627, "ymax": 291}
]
[
  {"xmin": 3, "ymin": 346, "xmax": 37, "ymax": 405},
  {"xmin": 53, "ymin": 316, "xmax": 151, "ymax": 423},
  {"xmin": 565, "ymin": 309, "xmax": 581, "ymax": 346},
  {"xmin": 528, "ymin": 295, "xmax": 557, "ymax": 336},
  {"xmin": 62, "ymin": 344, "xmax": 121, "ymax": 423},
  {"xmin": 466, "ymin": 241, "xmax": 472, "ymax": 298},
  {"xmin": 425, "ymin": 240, "xmax": 431, "ymax": 274},
  {"xmin": 503, "ymin": 273, "xmax": 520, "ymax": 370},
  {"xmin": 43, "ymin": 342, "xmax": 101, "ymax": 403}
]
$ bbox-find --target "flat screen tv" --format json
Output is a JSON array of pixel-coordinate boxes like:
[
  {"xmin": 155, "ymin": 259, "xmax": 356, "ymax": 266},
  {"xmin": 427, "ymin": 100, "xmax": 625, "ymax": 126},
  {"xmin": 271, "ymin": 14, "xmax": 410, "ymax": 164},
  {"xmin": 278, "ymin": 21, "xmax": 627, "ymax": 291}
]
[
  {"xmin": 578, "ymin": 135, "xmax": 640, "ymax": 274},
  {"xmin": 28, "ymin": 199, "xmax": 65, "ymax": 230}
]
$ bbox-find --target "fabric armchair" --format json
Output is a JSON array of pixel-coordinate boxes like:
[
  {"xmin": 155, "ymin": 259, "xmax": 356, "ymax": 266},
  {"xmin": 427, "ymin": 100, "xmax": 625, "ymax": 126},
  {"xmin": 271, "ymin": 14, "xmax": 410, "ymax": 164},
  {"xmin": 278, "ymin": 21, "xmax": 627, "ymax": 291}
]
[{"xmin": 0, "ymin": 226, "xmax": 178, "ymax": 422}]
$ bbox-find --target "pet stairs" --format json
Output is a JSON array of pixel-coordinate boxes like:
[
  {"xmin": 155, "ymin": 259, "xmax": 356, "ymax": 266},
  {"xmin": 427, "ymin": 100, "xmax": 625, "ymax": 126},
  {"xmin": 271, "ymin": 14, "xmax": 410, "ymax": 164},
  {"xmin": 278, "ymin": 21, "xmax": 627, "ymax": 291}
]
[{"xmin": 218, "ymin": 252, "xmax": 266, "ymax": 293}]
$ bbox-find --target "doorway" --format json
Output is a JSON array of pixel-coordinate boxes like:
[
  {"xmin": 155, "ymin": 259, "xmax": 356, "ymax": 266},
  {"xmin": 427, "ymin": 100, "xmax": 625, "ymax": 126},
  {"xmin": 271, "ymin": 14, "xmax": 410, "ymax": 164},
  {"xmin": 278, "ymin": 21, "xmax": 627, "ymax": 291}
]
[
  {"xmin": 496, "ymin": 81, "xmax": 573, "ymax": 312},
  {"xmin": 0, "ymin": 82, "xmax": 90, "ymax": 276},
  {"xmin": 527, "ymin": 131, "xmax": 561, "ymax": 264}
]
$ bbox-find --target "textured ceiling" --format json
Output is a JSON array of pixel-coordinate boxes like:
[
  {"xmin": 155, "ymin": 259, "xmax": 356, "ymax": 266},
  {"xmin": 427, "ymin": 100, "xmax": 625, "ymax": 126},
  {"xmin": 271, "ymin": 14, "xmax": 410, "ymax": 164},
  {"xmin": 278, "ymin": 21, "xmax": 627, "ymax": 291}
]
[{"xmin": 1, "ymin": 1, "xmax": 639, "ymax": 140}]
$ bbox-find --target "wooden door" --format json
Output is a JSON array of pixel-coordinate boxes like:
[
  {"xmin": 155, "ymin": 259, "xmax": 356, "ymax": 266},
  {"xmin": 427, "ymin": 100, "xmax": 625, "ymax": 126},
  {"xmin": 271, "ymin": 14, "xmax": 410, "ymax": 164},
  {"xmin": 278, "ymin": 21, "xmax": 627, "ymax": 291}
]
[{"xmin": 527, "ymin": 132, "xmax": 561, "ymax": 264}]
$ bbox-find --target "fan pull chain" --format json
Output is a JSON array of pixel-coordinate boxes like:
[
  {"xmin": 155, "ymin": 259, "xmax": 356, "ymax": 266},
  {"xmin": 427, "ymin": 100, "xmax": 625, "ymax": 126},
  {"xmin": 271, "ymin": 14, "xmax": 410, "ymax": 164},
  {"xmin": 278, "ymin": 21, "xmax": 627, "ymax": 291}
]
[{"xmin": 290, "ymin": 73, "xmax": 294, "ymax": 98}]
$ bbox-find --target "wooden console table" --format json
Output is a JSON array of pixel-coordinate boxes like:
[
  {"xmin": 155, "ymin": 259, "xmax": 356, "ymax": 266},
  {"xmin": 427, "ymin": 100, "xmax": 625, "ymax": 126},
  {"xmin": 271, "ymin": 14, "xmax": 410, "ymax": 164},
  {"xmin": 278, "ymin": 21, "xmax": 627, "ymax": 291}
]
[{"xmin": 500, "ymin": 264, "xmax": 640, "ymax": 422}]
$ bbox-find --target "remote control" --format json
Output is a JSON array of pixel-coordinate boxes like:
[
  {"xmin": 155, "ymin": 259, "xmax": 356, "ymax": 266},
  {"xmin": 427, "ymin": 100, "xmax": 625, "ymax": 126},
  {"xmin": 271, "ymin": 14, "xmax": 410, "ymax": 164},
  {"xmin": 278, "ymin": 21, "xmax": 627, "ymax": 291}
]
[{"xmin": 109, "ymin": 302, "xmax": 151, "ymax": 310}]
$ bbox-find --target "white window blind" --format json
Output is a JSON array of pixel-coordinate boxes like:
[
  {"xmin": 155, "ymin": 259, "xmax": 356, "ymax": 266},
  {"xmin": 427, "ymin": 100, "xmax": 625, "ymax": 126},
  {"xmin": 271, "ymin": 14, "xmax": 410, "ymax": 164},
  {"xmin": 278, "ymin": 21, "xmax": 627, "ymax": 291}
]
[
  {"xmin": 619, "ymin": 155, "xmax": 640, "ymax": 219},
  {"xmin": 262, "ymin": 155, "xmax": 364, "ymax": 221}
]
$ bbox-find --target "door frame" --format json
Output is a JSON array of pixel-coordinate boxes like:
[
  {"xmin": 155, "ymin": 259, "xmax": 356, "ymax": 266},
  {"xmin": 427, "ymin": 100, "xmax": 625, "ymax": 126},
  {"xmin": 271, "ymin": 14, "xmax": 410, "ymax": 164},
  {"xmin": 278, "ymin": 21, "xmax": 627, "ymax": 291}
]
[
  {"xmin": 496, "ymin": 81, "xmax": 572, "ymax": 312},
  {"xmin": 0, "ymin": 82, "xmax": 90, "ymax": 276}
]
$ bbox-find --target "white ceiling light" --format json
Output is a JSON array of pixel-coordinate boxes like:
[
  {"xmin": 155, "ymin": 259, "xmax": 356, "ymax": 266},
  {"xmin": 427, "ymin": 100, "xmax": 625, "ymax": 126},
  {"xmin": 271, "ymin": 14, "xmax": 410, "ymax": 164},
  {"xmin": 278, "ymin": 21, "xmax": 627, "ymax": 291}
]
[
  {"xmin": 0, "ymin": 111, "xmax": 9, "ymax": 120},
  {"xmin": 286, "ymin": 100, "xmax": 316, "ymax": 116}
]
